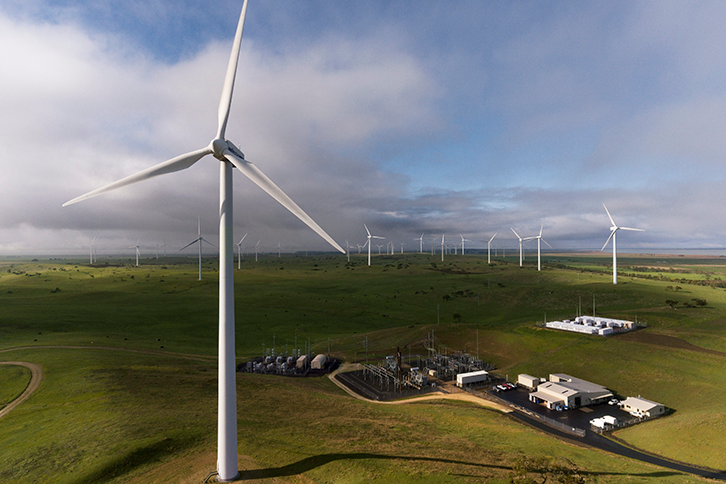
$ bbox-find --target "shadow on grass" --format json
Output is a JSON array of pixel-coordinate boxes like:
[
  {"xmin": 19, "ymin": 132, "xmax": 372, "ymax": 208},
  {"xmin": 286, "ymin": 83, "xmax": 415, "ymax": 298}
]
[
  {"xmin": 71, "ymin": 435, "xmax": 200, "ymax": 484},
  {"xmin": 238, "ymin": 453, "xmax": 507, "ymax": 480},
  {"xmin": 237, "ymin": 452, "xmax": 686, "ymax": 480}
]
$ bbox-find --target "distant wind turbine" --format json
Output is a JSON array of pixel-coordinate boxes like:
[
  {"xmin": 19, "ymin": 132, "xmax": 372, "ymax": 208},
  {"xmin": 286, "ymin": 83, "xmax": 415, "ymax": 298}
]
[
  {"xmin": 487, "ymin": 233, "xmax": 497, "ymax": 264},
  {"xmin": 440, "ymin": 234, "xmax": 445, "ymax": 262},
  {"xmin": 129, "ymin": 238, "xmax": 140, "ymax": 267},
  {"xmin": 180, "ymin": 218, "xmax": 216, "ymax": 281},
  {"xmin": 601, "ymin": 204, "xmax": 644, "ymax": 284},
  {"xmin": 511, "ymin": 228, "xmax": 524, "ymax": 267},
  {"xmin": 460, "ymin": 234, "xmax": 470, "ymax": 256},
  {"xmin": 62, "ymin": 2, "xmax": 343, "ymax": 480},
  {"xmin": 415, "ymin": 233, "xmax": 424, "ymax": 253},
  {"xmin": 236, "ymin": 233, "xmax": 247, "ymax": 269},
  {"xmin": 526, "ymin": 224, "xmax": 552, "ymax": 271},
  {"xmin": 89, "ymin": 236, "xmax": 97, "ymax": 264},
  {"xmin": 364, "ymin": 224, "xmax": 384, "ymax": 266}
]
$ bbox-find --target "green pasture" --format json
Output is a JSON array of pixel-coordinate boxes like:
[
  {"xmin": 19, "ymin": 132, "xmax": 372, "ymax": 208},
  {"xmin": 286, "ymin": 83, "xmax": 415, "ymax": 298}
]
[
  {"xmin": 0, "ymin": 365, "xmax": 31, "ymax": 409},
  {"xmin": 1, "ymin": 253, "xmax": 726, "ymax": 481}
]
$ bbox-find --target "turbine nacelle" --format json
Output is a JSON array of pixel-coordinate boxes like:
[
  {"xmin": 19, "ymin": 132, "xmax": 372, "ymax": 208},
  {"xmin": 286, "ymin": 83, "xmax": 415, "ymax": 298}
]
[{"xmin": 211, "ymin": 138, "xmax": 245, "ymax": 161}]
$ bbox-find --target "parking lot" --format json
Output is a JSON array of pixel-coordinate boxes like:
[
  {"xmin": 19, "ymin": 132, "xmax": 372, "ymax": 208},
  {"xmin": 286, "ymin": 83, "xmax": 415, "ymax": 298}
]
[{"xmin": 485, "ymin": 383, "xmax": 634, "ymax": 432}]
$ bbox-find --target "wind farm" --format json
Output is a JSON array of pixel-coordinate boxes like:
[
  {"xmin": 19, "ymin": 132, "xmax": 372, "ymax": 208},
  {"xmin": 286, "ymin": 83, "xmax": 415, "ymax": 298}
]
[{"xmin": 5, "ymin": 1, "xmax": 726, "ymax": 483}]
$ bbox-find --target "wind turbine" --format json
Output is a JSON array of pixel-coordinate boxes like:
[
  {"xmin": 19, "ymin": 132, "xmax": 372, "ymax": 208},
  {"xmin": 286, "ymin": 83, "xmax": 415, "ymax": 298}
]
[
  {"xmin": 129, "ymin": 238, "xmax": 140, "ymax": 267},
  {"xmin": 62, "ymin": 2, "xmax": 344, "ymax": 480},
  {"xmin": 459, "ymin": 234, "xmax": 470, "ymax": 256},
  {"xmin": 364, "ymin": 224, "xmax": 384, "ymax": 266},
  {"xmin": 89, "ymin": 236, "xmax": 96, "ymax": 264},
  {"xmin": 415, "ymin": 233, "xmax": 424, "ymax": 253},
  {"xmin": 487, "ymin": 233, "xmax": 497, "ymax": 264},
  {"xmin": 511, "ymin": 228, "xmax": 524, "ymax": 267},
  {"xmin": 440, "ymin": 234, "xmax": 445, "ymax": 262},
  {"xmin": 376, "ymin": 243, "xmax": 384, "ymax": 255},
  {"xmin": 236, "ymin": 233, "xmax": 247, "ymax": 269},
  {"xmin": 400, "ymin": 241, "xmax": 405, "ymax": 254},
  {"xmin": 254, "ymin": 240, "xmax": 261, "ymax": 262},
  {"xmin": 527, "ymin": 224, "xmax": 552, "ymax": 271},
  {"xmin": 180, "ymin": 218, "xmax": 216, "ymax": 281},
  {"xmin": 601, "ymin": 204, "xmax": 644, "ymax": 284}
]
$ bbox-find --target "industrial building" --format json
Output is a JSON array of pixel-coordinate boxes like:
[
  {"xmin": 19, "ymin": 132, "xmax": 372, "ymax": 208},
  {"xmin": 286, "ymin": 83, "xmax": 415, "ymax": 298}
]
[
  {"xmin": 620, "ymin": 396, "xmax": 665, "ymax": 417},
  {"xmin": 545, "ymin": 316, "xmax": 635, "ymax": 336},
  {"xmin": 528, "ymin": 373, "xmax": 613, "ymax": 410}
]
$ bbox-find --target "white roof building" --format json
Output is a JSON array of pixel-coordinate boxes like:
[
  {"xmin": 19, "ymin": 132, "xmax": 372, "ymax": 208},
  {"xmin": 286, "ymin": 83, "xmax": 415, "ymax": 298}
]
[
  {"xmin": 529, "ymin": 374, "xmax": 612, "ymax": 410},
  {"xmin": 620, "ymin": 396, "xmax": 665, "ymax": 417}
]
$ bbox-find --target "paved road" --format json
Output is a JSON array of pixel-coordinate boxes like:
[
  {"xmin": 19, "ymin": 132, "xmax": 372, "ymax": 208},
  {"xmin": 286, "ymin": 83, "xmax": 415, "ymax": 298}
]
[
  {"xmin": 0, "ymin": 361, "xmax": 43, "ymax": 420},
  {"xmin": 507, "ymin": 411, "xmax": 726, "ymax": 481}
]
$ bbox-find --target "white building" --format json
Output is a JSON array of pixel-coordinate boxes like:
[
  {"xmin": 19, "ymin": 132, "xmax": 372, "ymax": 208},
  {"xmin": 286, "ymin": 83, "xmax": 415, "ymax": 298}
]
[
  {"xmin": 529, "ymin": 374, "xmax": 612, "ymax": 410},
  {"xmin": 517, "ymin": 374, "xmax": 540, "ymax": 389},
  {"xmin": 545, "ymin": 316, "xmax": 635, "ymax": 336},
  {"xmin": 620, "ymin": 396, "xmax": 665, "ymax": 417},
  {"xmin": 456, "ymin": 370, "xmax": 489, "ymax": 387}
]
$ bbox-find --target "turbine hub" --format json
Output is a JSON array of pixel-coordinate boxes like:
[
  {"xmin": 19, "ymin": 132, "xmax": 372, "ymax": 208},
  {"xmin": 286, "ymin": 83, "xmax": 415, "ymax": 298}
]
[{"xmin": 211, "ymin": 138, "xmax": 229, "ymax": 160}]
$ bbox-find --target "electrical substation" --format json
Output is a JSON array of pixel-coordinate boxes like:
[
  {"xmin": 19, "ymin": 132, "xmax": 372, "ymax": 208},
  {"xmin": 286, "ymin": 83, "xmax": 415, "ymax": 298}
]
[{"xmin": 336, "ymin": 333, "xmax": 495, "ymax": 401}]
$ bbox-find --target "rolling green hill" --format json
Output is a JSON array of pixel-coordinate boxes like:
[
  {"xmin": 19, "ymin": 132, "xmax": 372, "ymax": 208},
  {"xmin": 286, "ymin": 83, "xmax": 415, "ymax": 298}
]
[{"xmin": 1, "ymin": 253, "xmax": 724, "ymax": 482}]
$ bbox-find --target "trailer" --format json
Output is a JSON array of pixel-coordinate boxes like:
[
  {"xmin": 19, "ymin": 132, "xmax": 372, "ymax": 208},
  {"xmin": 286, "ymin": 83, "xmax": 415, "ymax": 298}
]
[{"xmin": 456, "ymin": 370, "xmax": 489, "ymax": 388}]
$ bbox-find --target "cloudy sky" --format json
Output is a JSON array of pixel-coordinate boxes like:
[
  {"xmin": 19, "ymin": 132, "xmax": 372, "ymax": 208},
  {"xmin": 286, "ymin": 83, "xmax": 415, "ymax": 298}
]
[{"xmin": 1, "ymin": 0, "xmax": 725, "ymax": 257}]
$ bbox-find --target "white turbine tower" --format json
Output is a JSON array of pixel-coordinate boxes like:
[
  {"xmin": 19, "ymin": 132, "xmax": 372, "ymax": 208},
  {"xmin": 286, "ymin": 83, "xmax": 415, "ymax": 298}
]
[
  {"xmin": 129, "ymin": 238, "xmax": 140, "ymax": 267},
  {"xmin": 415, "ymin": 233, "xmax": 424, "ymax": 253},
  {"xmin": 89, "ymin": 236, "xmax": 96, "ymax": 264},
  {"xmin": 440, "ymin": 234, "xmax": 445, "ymax": 262},
  {"xmin": 601, "ymin": 204, "xmax": 644, "ymax": 285},
  {"xmin": 180, "ymin": 218, "xmax": 215, "ymax": 281},
  {"xmin": 236, "ymin": 233, "xmax": 247, "ymax": 269},
  {"xmin": 62, "ymin": 2, "xmax": 344, "ymax": 480},
  {"xmin": 511, "ymin": 228, "xmax": 524, "ymax": 267},
  {"xmin": 459, "ymin": 234, "xmax": 470, "ymax": 256},
  {"xmin": 487, "ymin": 233, "xmax": 497, "ymax": 264},
  {"xmin": 527, "ymin": 224, "xmax": 552, "ymax": 272},
  {"xmin": 364, "ymin": 224, "xmax": 384, "ymax": 266}
]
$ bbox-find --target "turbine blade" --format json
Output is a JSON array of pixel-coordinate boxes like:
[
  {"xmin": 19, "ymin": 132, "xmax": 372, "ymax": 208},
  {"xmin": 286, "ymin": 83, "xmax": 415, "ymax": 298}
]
[
  {"xmin": 180, "ymin": 238, "xmax": 200, "ymax": 251},
  {"xmin": 603, "ymin": 203, "xmax": 616, "ymax": 227},
  {"xmin": 510, "ymin": 227, "xmax": 521, "ymax": 240},
  {"xmin": 364, "ymin": 224, "xmax": 371, "ymax": 237},
  {"xmin": 216, "ymin": 0, "xmax": 249, "ymax": 140},
  {"xmin": 238, "ymin": 233, "xmax": 248, "ymax": 244},
  {"xmin": 224, "ymin": 150, "xmax": 344, "ymax": 253},
  {"xmin": 601, "ymin": 230, "xmax": 616, "ymax": 251},
  {"xmin": 620, "ymin": 227, "xmax": 645, "ymax": 232},
  {"xmin": 488, "ymin": 233, "xmax": 497, "ymax": 243},
  {"xmin": 542, "ymin": 238, "xmax": 553, "ymax": 249},
  {"xmin": 63, "ymin": 147, "xmax": 211, "ymax": 206},
  {"xmin": 201, "ymin": 237, "xmax": 218, "ymax": 248}
]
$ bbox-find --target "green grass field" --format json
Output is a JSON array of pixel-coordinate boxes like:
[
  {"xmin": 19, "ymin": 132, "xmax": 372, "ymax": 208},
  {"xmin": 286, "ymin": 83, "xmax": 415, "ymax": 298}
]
[{"xmin": 1, "ymin": 252, "xmax": 725, "ymax": 482}]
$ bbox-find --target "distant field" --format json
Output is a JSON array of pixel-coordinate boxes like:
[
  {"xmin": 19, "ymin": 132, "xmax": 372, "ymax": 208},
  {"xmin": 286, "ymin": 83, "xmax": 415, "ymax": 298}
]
[{"xmin": 1, "ymin": 253, "xmax": 725, "ymax": 482}]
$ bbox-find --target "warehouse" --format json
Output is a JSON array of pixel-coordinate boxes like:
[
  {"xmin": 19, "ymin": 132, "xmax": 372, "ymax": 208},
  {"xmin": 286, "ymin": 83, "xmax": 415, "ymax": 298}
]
[
  {"xmin": 620, "ymin": 396, "xmax": 665, "ymax": 417},
  {"xmin": 529, "ymin": 373, "xmax": 612, "ymax": 410}
]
